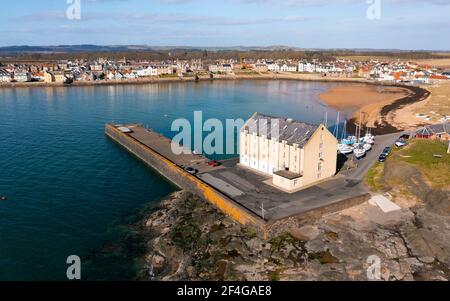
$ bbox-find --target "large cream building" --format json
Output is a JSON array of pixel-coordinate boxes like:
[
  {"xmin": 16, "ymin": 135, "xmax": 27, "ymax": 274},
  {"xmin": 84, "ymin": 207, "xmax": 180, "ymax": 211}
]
[{"xmin": 239, "ymin": 113, "xmax": 338, "ymax": 192}]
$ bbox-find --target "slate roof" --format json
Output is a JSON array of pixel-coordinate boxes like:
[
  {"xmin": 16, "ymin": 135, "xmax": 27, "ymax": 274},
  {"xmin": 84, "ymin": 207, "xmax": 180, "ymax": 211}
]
[
  {"xmin": 242, "ymin": 112, "xmax": 320, "ymax": 147},
  {"xmin": 427, "ymin": 123, "xmax": 449, "ymax": 134},
  {"xmin": 416, "ymin": 127, "xmax": 433, "ymax": 136},
  {"xmin": 417, "ymin": 123, "xmax": 449, "ymax": 135}
]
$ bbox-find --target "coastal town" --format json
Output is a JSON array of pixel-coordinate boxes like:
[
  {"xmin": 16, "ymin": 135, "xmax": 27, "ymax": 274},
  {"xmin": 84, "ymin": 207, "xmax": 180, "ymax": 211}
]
[
  {"xmin": 1, "ymin": 56, "xmax": 449, "ymax": 86},
  {"xmin": 1, "ymin": 49, "xmax": 449, "ymax": 283},
  {"xmin": 0, "ymin": 0, "xmax": 449, "ymax": 287}
]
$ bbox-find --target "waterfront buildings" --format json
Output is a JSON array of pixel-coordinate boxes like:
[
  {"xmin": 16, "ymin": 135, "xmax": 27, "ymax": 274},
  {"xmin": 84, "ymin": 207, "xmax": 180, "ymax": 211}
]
[
  {"xmin": 0, "ymin": 56, "xmax": 448, "ymax": 85},
  {"xmin": 280, "ymin": 64, "xmax": 298, "ymax": 72},
  {"xmin": 254, "ymin": 63, "xmax": 269, "ymax": 73},
  {"xmin": 239, "ymin": 113, "xmax": 338, "ymax": 192},
  {"xmin": 13, "ymin": 71, "xmax": 31, "ymax": 82},
  {"xmin": 267, "ymin": 63, "xmax": 281, "ymax": 72},
  {"xmin": 0, "ymin": 69, "xmax": 12, "ymax": 82},
  {"xmin": 44, "ymin": 71, "xmax": 66, "ymax": 83},
  {"xmin": 209, "ymin": 63, "xmax": 233, "ymax": 73},
  {"xmin": 298, "ymin": 61, "xmax": 316, "ymax": 73}
]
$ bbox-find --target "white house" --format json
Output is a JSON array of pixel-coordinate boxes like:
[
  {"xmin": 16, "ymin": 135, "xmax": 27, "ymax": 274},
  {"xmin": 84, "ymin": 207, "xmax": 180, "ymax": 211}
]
[
  {"xmin": 90, "ymin": 64, "xmax": 103, "ymax": 72},
  {"xmin": 315, "ymin": 63, "xmax": 336, "ymax": 73},
  {"xmin": 298, "ymin": 62, "xmax": 316, "ymax": 73},
  {"xmin": 267, "ymin": 63, "xmax": 281, "ymax": 72},
  {"xmin": 123, "ymin": 71, "xmax": 138, "ymax": 79},
  {"xmin": 13, "ymin": 71, "xmax": 31, "ymax": 82},
  {"xmin": 107, "ymin": 71, "xmax": 124, "ymax": 80},
  {"xmin": 209, "ymin": 63, "xmax": 233, "ymax": 73},
  {"xmin": 136, "ymin": 66, "xmax": 158, "ymax": 77},
  {"xmin": 0, "ymin": 69, "xmax": 12, "ymax": 82},
  {"xmin": 115, "ymin": 72, "xmax": 124, "ymax": 80},
  {"xmin": 280, "ymin": 64, "xmax": 298, "ymax": 72}
]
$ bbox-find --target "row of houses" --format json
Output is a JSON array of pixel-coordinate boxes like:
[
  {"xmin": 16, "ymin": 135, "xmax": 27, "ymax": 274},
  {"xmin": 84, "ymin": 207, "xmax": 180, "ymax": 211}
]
[
  {"xmin": 208, "ymin": 63, "xmax": 233, "ymax": 73},
  {"xmin": 1, "ymin": 57, "xmax": 449, "ymax": 84},
  {"xmin": 0, "ymin": 69, "xmax": 31, "ymax": 82},
  {"xmin": 263, "ymin": 59, "xmax": 449, "ymax": 83},
  {"xmin": 0, "ymin": 58, "xmax": 205, "ymax": 83},
  {"xmin": 263, "ymin": 60, "xmax": 357, "ymax": 77},
  {"xmin": 105, "ymin": 64, "xmax": 175, "ymax": 80},
  {"xmin": 358, "ymin": 61, "xmax": 450, "ymax": 84}
]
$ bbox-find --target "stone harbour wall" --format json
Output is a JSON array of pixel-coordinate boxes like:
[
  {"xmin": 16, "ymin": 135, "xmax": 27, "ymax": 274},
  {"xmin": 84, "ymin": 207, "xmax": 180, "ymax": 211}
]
[{"xmin": 105, "ymin": 124, "xmax": 268, "ymax": 235}]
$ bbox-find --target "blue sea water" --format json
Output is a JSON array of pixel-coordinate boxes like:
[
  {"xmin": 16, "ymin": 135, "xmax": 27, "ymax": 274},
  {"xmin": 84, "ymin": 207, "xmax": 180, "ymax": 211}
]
[{"xmin": 0, "ymin": 80, "xmax": 340, "ymax": 280}]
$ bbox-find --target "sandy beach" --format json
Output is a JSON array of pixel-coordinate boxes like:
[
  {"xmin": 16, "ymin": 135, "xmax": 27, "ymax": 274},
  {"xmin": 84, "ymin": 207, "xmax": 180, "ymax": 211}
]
[
  {"xmin": 390, "ymin": 82, "xmax": 450, "ymax": 130},
  {"xmin": 319, "ymin": 84, "xmax": 412, "ymax": 127}
]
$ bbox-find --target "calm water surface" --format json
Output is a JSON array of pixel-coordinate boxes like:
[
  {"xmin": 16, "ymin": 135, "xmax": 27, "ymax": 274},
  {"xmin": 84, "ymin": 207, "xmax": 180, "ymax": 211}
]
[{"xmin": 0, "ymin": 80, "xmax": 341, "ymax": 280}]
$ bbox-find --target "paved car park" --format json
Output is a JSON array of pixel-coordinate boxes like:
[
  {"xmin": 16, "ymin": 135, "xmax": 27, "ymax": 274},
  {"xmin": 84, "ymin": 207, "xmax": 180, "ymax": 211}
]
[
  {"xmin": 196, "ymin": 132, "xmax": 403, "ymax": 220},
  {"xmin": 123, "ymin": 124, "xmax": 404, "ymax": 222}
]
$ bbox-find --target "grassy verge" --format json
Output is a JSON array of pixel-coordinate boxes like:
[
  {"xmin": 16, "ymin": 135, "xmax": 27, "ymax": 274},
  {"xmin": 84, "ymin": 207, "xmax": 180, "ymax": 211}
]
[
  {"xmin": 394, "ymin": 140, "xmax": 450, "ymax": 189},
  {"xmin": 365, "ymin": 140, "xmax": 449, "ymax": 191},
  {"xmin": 364, "ymin": 162, "xmax": 385, "ymax": 191}
]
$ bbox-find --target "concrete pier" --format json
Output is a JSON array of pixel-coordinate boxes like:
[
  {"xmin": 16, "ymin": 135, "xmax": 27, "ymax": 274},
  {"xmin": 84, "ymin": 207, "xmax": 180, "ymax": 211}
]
[
  {"xmin": 105, "ymin": 123, "xmax": 267, "ymax": 232},
  {"xmin": 106, "ymin": 123, "xmax": 370, "ymax": 237}
]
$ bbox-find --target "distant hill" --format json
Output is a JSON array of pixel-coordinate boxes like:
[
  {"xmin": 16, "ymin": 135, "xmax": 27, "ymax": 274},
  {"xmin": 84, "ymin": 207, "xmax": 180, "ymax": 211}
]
[
  {"xmin": 1, "ymin": 45, "xmax": 448, "ymax": 54},
  {"xmin": 0, "ymin": 45, "xmax": 449, "ymax": 63},
  {"xmin": 0, "ymin": 45, "xmax": 138, "ymax": 53}
]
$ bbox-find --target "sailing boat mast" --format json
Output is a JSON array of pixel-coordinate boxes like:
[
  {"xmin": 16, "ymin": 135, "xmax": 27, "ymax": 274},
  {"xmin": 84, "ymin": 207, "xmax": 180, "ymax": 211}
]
[
  {"xmin": 342, "ymin": 120, "xmax": 347, "ymax": 141},
  {"xmin": 333, "ymin": 112, "xmax": 340, "ymax": 138},
  {"xmin": 358, "ymin": 111, "xmax": 362, "ymax": 142}
]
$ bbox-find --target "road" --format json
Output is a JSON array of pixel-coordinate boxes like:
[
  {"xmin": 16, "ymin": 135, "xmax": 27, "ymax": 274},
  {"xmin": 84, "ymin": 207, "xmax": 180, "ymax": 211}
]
[{"xmin": 348, "ymin": 132, "xmax": 404, "ymax": 180}]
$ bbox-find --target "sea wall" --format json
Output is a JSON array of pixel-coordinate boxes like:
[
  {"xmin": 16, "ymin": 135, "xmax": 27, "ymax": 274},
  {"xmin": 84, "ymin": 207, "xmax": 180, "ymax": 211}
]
[
  {"xmin": 265, "ymin": 193, "xmax": 370, "ymax": 236},
  {"xmin": 105, "ymin": 124, "xmax": 267, "ymax": 234}
]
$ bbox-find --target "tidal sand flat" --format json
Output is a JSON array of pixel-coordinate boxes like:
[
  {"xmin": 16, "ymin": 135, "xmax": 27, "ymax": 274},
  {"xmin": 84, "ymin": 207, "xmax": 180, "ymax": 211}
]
[{"xmin": 319, "ymin": 84, "xmax": 412, "ymax": 129}]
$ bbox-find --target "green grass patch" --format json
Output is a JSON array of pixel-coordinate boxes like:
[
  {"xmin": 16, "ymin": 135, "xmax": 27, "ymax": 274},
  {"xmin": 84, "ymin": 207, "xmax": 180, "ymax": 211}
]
[
  {"xmin": 182, "ymin": 73, "xmax": 196, "ymax": 77},
  {"xmin": 159, "ymin": 74, "xmax": 178, "ymax": 78},
  {"xmin": 364, "ymin": 162, "xmax": 385, "ymax": 191},
  {"xmin": 395, "ymin": 140, "xmax": 450, "ymax": 188},
  {"xmin": 241, "ymin": 226, "xmax": 258, "ymax": 239},
  {"xmin": 234, "ymin": 71, "xmax": 259, "ymax": 75},
  {"xmin": 269, "ymin": 233, "xmax": 296, "ymax": 254},
  {"xmin": 269, "ymin": 270, "xmax": 281, "ymax": 281}
]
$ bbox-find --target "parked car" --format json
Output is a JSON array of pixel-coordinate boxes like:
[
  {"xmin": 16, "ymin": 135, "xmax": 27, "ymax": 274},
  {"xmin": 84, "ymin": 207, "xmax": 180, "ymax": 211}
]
[
  {"xmin": 395, "ymin": 139, "xmax": 408, "ymax": 148},
  {"xmin": 207, "ymin": 160, "xmax": 221, "ymax": 167},
  {"xmin": 382, "ymin": 147, "xmax": 391, "ymax": 156},
  {"xmin": 184, "ymin": 167, "xmax": 198, "ymax": 175},
  {"xmin": 378, "ymin": 153, "xmax": 387, "ymax": 162}
]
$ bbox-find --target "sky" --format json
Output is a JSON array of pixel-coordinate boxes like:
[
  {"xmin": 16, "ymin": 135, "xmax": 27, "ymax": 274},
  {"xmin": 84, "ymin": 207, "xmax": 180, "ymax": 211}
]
[{"xmin": 0, "ymin": 0, "xmax": 449, "ymax": 50}]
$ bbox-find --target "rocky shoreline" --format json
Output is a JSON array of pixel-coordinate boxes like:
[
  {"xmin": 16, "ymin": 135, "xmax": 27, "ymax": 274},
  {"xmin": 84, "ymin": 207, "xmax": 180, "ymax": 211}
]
[{"xmin": 140, "ymin": 184, "xmax": 449, "ymax": 281}]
